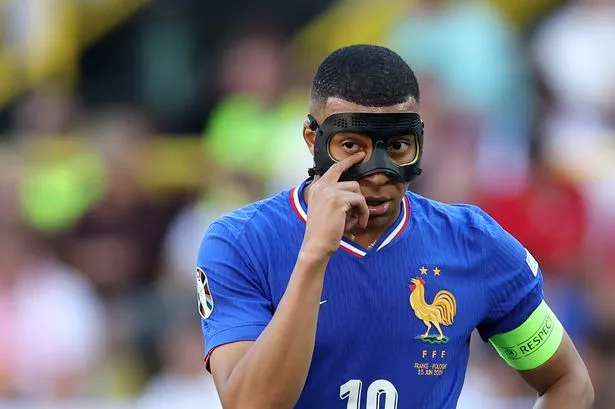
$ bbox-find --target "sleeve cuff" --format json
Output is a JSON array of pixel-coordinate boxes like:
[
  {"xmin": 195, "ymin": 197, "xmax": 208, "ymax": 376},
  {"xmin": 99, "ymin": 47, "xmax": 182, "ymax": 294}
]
[
  {"xmin": 479, "ymin": 285, "xmax": 543, "ymax": 342},
  {"xmin": 204, "ymin": 323, "xmax": 267, "ymax": 371}
]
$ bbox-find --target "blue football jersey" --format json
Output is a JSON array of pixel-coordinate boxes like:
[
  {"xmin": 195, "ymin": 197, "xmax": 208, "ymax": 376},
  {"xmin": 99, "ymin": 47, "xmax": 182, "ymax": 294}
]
[{"xmin": 197, "ymin": 178, "xmax": 544, "ymax": 409}]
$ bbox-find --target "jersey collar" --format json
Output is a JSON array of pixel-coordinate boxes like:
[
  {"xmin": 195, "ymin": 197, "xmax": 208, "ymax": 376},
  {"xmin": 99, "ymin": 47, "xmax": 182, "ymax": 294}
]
[{"xmin": 289, "ymin": 178, "xmax": 411, "ymax": 257}]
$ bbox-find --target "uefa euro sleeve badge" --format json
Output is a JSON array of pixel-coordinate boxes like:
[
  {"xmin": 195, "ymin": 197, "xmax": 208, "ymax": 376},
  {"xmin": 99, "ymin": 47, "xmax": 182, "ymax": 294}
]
[{"xmin": 196, "ymin": 267, "xmax": 214, "ymax": 319}]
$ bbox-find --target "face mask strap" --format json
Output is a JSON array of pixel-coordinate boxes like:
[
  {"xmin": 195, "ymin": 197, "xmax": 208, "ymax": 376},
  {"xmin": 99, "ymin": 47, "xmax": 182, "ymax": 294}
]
[
  {"xmin": 307, "ymin": 115, "xmax": 325, "ymax": 177},
  {"xmin": 307, "ymin": 114, "xmax": 319, "ymax": 131}
]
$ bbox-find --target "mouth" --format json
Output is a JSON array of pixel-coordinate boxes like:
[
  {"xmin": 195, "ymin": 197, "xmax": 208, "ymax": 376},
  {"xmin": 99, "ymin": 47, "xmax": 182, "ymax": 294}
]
[
  {"xmin": 365, "ymin": 197, "xmax": 391, "ymax": 217},
  {"xmin": 365, "ymin": 197, "xmax": 389, "ymax": 206}
]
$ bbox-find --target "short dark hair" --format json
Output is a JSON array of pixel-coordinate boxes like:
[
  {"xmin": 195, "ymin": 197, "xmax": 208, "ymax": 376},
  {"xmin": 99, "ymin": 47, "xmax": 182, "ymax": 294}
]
[{"xmin": 310, "ymin": 44, "xmax": 420, "ymax": 109}]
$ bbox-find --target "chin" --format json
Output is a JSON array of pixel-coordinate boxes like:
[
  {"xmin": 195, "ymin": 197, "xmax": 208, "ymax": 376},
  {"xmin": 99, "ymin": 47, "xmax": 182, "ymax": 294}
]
[{"xmin": 367, "ymin": 212, "xmax": 395, "ymax": 228}]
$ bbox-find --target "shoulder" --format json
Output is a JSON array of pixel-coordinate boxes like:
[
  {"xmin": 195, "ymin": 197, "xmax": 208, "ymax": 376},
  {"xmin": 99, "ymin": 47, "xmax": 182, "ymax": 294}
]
[
  {"xmin": 205, "ymin": 188, "xmax": 295, "ymax": 243},
  {"xmin": 197, "ymin": 188, "xmax": 297, "ymax": 277},
  {"xmin": 408, "ymin": 191, "xmax": 501, "ymax": 236},
  {"xmin": 407, "ymin": 191, "xmax": 518, "ymax": 259}
]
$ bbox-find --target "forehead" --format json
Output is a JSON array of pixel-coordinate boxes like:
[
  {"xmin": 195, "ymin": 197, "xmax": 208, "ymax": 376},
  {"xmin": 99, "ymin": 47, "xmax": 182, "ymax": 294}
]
[{"xmin": 323, "ymin": 97, "xmax": 419, "ymax": 118}]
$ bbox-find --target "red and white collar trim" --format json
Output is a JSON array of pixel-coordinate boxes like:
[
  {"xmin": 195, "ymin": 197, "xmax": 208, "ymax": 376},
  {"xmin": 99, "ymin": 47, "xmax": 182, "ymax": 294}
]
[
  {"xmin": 289, "ymin": 181, "xmax": 410, "ymax": 257},
  {"xmin": 289, "ymin": 184, "xmax": 308, "ymax": 222}
]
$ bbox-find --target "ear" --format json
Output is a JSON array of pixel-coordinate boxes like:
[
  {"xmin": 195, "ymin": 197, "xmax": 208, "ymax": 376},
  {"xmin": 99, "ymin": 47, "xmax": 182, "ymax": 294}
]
[{"xmin": 303, "ymin": 120, "xmax": 316, "ymax": 156}]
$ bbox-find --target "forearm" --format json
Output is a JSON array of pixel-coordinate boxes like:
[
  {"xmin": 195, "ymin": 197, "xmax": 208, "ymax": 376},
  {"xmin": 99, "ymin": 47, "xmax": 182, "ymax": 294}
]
[
  {"xmin": 534, "ymin": 373, "xmax": 594, "ymax": 409},
  {"xmin": 223, "ymin": 250, "xmax": 329, "ymax": 409}
]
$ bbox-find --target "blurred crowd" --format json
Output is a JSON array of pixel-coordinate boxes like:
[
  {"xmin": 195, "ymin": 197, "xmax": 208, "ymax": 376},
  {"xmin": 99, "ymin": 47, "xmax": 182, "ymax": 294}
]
[{"xmin": 0, "ymin": 0, "xmax": 614, "ymax": 408}]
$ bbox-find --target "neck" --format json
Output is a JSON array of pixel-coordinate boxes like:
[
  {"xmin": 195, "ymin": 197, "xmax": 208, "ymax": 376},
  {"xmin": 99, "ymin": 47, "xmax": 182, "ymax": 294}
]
[{"xmin": 346, "ymin": 229, "xmax": 382, "ymax": 249}]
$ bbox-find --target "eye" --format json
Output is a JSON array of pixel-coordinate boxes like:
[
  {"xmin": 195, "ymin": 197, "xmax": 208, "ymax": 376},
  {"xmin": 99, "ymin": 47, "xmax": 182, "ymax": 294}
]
[
  {"xmin": 388, "ymin": 140, "xmax": 410, "ymax": 153},
  {"xmin": 342, "ymin": 141, "xmax": 361, "ymax": 153},
  {"xmin": 386, "ymin": 137, "xmax": 418, "ymax": 165}
]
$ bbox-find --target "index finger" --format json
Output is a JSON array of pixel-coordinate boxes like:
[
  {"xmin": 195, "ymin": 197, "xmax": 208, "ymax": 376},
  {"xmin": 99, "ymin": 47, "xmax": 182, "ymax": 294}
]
[{"xmin": 318, "ymin": 152, "xmax": 366, "ymax": 184}]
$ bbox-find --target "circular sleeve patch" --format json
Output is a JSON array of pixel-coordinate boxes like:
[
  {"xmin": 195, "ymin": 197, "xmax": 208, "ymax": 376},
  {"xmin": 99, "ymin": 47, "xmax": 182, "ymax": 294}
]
[{"xmin": 196, "ymin": 267, "xmax": 214, "ymax": 319}]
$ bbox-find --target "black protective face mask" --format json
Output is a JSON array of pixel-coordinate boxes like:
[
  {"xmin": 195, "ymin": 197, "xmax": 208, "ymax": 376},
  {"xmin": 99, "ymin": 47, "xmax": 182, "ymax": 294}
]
[{"xmin": 308, "ymin": 112, "xmax": 424, "ymax": 182}]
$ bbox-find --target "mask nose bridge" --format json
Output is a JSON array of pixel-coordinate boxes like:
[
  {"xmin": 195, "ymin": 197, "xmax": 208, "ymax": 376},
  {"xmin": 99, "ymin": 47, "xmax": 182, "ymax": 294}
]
[
  {"xmin": 346, "ymin": 137, "xmax": 385, "ymax": 164},
  {"xmin": 370, "ymin": 138, "xmax": 391, "ymax": 167},
  {"xmin": 353, "ymin": 137, "xmax": 402, "ymax": 181}
]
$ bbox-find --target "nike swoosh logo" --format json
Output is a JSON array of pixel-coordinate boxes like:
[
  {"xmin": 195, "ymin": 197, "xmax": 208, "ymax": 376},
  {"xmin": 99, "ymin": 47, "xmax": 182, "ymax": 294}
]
[{"xmin": 319, "ymin": 300, "xmax": 327, "ymax": 305}]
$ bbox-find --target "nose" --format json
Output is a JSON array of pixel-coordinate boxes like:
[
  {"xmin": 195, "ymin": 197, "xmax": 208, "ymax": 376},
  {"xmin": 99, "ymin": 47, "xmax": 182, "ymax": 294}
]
[{"xmin": 360, "ymin": 172, "xmax": 393, "ymax": 185}]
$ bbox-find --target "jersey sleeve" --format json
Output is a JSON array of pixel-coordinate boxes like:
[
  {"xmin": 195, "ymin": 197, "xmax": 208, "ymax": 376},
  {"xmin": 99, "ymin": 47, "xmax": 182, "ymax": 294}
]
[
  {"xmin": 197, "ymin": 221, "xmax": 273, "ymax": 369},
  {"xmin": 476, "ymin": 210, "xmax": 545, "ymax": 341}
]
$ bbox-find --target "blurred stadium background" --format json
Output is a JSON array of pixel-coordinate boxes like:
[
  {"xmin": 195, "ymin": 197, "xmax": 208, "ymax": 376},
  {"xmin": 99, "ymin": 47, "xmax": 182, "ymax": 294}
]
[{"xmin": 0, "ymin": 0, "xmax": 614, "ymax": 408}]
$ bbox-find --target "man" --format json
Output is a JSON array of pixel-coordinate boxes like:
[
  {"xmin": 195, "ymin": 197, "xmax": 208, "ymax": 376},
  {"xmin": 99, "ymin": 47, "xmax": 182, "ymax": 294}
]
[{"xmin": 196, "ymin": 44, "xmax": 593, "ymax": 408}]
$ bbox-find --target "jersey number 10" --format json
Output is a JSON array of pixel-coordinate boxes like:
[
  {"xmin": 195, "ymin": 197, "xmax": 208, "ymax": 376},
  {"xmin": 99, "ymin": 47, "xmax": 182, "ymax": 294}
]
[{"xmin": 340, "ymin": 379, "xmax": 398, "ymax": 409}]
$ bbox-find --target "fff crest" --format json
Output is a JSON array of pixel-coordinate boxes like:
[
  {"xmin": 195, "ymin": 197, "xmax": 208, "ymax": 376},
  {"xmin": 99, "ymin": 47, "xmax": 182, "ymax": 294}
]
[{"xmin": 408, "ymin": 267, "xmax": 457, "ymax": 345}]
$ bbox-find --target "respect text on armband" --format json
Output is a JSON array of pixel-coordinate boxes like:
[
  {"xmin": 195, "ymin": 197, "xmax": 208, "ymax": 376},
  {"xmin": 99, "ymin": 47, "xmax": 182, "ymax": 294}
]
[{"xmin": 501, "ymin": 314, "xmax": 554, "ymax": 360}]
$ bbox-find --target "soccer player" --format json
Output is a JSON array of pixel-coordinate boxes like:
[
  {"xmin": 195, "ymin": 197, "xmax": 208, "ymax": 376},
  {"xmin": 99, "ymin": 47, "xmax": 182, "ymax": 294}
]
[{"xmin": 196, "ymin": 44, "xmax": 593, "ymax": 408}]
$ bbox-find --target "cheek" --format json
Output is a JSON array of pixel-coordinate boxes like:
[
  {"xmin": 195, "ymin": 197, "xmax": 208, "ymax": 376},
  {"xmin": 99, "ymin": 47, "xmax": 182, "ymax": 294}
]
[
  {"xmin": 387, "ymin": 184, "xmax": 409, "ymax": 210},
  {"xmin": 395, "ymin": 183, "xmax": 408, "ymax": 198}
]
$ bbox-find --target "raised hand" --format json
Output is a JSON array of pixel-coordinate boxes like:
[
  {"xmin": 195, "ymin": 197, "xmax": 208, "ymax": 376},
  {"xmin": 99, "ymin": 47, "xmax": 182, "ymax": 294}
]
[{"xmin": 302, "ymin": 152, "xmax": 369, "ymax": 256}]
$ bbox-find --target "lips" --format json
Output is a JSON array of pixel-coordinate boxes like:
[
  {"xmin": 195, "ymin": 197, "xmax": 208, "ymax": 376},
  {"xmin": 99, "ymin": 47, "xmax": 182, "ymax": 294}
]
[
  {"xmin": 365, "ymin": 198, "xmax": 391, "ymax": 217},
  {"xmin": 365, "ymin": 198, "xmax": 389, "ymax": 206}
]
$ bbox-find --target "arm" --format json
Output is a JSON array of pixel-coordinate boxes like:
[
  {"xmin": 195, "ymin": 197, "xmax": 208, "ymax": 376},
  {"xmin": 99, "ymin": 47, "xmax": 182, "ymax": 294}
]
[
  {"xmin": 518, "ymin": 331, "xmax": 593, "ymax": 409},
  {"xmin": 207, "ymin": 152, "xmax": 369, "ymax": 409},
  {"xmin": 210, "ymin": 251, "xmax": 328, "ymax": 409},
  {"xmin": 473, "ymin": 208, "xmax": 593, "ymax": 409}
]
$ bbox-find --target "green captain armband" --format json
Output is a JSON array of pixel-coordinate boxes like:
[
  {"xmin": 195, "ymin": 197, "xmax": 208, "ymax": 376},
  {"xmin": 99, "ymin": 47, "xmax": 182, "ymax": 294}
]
[{"xmin": 489, "ymin": 301, "xmax": 564, "ymax": 371}]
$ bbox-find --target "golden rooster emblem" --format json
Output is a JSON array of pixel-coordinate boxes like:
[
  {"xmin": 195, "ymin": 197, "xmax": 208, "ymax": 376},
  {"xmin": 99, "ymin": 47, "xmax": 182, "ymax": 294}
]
[{"xmin": 408, "ymin": 277, "xmax": 457, "ymax": 344}]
